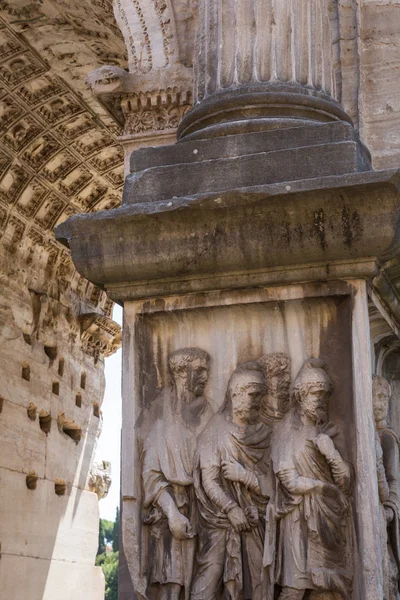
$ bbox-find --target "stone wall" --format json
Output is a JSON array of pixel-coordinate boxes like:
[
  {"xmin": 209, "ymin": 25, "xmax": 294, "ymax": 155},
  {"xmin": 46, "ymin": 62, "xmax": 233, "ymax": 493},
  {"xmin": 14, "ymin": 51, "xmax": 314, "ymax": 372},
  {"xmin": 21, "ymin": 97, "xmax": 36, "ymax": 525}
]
[
  {"xmin": 0, "ymin": 223, "xmax": 120, "ymax": 599},
  {"xmin": 0, "ymin": 1, "xmax": 123, "ymax": 598},
  {"xmin": 105, "ymin": 0, "xmax": 400, "ymax": 171},
  {"xmin": 358, "ymin": 0, "xmax": 400, "ymax": 168}
]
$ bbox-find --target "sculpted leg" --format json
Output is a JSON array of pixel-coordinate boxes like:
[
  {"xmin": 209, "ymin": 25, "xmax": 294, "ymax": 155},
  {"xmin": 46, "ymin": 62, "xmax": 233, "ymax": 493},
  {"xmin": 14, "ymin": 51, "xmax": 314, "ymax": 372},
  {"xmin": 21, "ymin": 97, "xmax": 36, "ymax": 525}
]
[
  {"xmin": 159, "ymin": 583, "xmax": 182, "ymax": 600},
  {"xmin": 278, "ymin": 588, "xmax": 305, "ymax": 600},
  {"xmin": 191, "ymin": 528, "xmax": 226, "ymax": 600}
]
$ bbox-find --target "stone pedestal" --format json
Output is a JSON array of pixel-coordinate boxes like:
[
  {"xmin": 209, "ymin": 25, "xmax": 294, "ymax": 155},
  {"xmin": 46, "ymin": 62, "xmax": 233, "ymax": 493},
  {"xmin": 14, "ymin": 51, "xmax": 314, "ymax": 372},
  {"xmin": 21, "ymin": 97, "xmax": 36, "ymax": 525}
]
[
  {"xmin": 56, "ymin": 160, "xmax": 400, "ymax": 600},
  {"xmin": 56, "ymin": 1, "xmax": 400, "ymax": 598}
]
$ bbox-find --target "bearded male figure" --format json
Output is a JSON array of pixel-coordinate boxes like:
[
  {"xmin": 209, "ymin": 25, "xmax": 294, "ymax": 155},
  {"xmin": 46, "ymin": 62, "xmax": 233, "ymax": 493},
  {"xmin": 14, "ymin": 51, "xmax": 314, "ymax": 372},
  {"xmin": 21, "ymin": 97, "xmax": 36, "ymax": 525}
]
[
  {"xmin": 265, "ymin": 358, "xmax": 353, "ymax": 600},
  {"xmin": 373, "ymin": 375, "xmax": 400, "ymax": 600},
  {"xmin": 191, "ymin": 360, "xmax": 271, "ymax": 600},
  {"xmin": 140, "ymin": 347, "xmax": 214, "ymax": 600}
]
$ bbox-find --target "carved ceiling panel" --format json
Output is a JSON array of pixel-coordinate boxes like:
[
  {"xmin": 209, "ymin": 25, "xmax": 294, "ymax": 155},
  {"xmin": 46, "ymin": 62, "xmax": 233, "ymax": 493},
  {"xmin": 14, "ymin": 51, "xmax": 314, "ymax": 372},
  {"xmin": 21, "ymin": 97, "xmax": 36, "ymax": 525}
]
[{"xmin": 0, "ymin": 1, "xmax": 127, "ymax": 315}]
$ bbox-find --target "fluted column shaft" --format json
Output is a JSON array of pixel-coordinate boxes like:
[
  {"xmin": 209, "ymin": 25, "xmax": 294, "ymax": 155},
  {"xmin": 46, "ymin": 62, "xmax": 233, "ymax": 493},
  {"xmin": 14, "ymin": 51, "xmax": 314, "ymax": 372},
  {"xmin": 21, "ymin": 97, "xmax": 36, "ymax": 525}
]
[
  {"xmin": 178, "ymin": 0, "xmax": 350, "ymax": 139},
  {"xmin": 195, "ymin": 0, "xmax": 340, "ymax": 103}
]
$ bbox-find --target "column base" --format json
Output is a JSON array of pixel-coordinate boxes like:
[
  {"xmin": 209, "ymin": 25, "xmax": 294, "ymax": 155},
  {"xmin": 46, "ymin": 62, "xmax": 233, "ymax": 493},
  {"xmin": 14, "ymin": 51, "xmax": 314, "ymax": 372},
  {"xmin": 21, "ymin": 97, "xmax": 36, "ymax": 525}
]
[
  {"xmin": 177, "ymin": 85, "xmax": 353, "ymax": 141},
  {"xmin": 124, "ymin": 121, "xmax": 371, "ymax": 205}
]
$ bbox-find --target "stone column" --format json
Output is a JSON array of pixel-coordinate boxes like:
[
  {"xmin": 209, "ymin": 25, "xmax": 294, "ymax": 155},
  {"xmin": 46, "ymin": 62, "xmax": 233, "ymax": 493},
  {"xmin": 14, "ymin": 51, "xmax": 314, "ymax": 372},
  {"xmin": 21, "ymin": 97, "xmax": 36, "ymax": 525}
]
[
  {"xmin": 196, "ymin": 0, "xmax": 338, "ymax": 100},
  {"xmin": 178, "ymin": 0, "xmax": 350, "ymax": 139},
  {"xmin": 56, "ymin": 1, "xmax": 400, "ymax": 599}
]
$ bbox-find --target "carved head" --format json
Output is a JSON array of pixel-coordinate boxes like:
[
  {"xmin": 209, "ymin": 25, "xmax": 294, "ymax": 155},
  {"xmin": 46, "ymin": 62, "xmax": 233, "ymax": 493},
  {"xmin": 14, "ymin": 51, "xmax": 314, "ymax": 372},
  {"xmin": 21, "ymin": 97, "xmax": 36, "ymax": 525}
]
[
  {"xmin": 258, "ymin": 353, "xmax": 291, "ymax": 422},
  {"xmin": 168, "ymin": 347, "xmax": 210, "ymax": 397},
  {"xmin": 227, "ymin": 361, "xmax": 267, "ymax": 425},
  {"xmin": 372, "ymin": 375, "xmax": 391, "ymax": 424},
  {"xmin": 292, "ymin": 358, "xmax": 333, "ymax": 425},
  {"xmin": 85, "ymin": 65, "xmax": 127, "ymax": 94}
]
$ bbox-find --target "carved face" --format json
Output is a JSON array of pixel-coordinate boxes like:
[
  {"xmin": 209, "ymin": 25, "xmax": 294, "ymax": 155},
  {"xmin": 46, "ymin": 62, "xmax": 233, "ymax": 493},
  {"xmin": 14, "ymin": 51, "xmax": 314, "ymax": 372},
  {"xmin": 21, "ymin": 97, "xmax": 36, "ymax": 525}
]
[
  {"xmin": 231, "ymin": 371, "xmax": 266, "ymax": 424},
  {"xmin": 183, "ymin": 357, "xmax": 209, "ymax": 397},
  {"xmin": 300, "ymin": 383, "xmax": 329, "ymax": 424},
  {"xmin": 264, "ymin": 371, "xmax": 291, "ymax": 412},
  {"xmin": 373, "ymin": 385, "xmax": 390, "ymax": 423}
]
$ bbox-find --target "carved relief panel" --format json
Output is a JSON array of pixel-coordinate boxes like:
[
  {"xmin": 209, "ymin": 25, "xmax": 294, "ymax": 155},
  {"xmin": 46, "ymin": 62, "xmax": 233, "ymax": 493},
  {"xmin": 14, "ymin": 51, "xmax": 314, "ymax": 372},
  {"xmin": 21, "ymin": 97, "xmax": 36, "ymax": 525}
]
[{"xmin": 122, "ymin": 287, "xmax": 366, "ymax": 600}]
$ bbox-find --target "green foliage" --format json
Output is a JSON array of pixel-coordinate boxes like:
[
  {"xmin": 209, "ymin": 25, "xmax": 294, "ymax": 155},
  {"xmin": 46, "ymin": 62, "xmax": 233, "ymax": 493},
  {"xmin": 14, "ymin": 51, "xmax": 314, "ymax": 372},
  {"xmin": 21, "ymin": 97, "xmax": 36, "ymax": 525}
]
[
  {"xmin": 97, "ymin": 551, "xmax": 118, "ymax": 600},
  {"xmin": 96, "ymin": 510, "xmax": 119, "ymax": 598},
  {"xmin": 95, "ymin": 552, "xmax": 106, "ymax": 567},
  {"xmin": 113, "ymin": 507, "xmax": 120, "ymax": 552},
  {"xmin": 103, "ymin": 519, "xmax": 114, "ymax": 544},
  {"xmin": 97, "ymin": 518, "xmax": 115, "ymax": 557},
  {"xmin": 97, "ymin": 519, "xmax": 106, "ymax": 556}
]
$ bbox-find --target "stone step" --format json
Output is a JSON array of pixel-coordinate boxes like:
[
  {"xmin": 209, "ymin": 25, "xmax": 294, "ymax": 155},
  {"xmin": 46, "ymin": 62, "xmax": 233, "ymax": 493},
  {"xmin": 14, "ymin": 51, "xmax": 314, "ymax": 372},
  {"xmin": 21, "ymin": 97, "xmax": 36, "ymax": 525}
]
[
  {"xmin": 130, "ymin": 121, "xmax": 370, "ymax": 173},
  {"xmin": 124, "ymin": 139, "xmax": 368, "ymax": 205}
]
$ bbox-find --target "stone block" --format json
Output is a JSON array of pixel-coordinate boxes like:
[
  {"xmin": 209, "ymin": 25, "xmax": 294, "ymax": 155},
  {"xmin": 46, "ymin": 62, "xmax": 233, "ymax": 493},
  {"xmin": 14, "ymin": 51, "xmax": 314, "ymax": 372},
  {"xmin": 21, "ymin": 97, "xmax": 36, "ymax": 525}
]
[
  {"xmin": 0, "ymin": 399, "xmax": 46, "ymax": 476},
  {"xmin": 0, "ymin": 469, "xmax": 99, "ymax": 564},
  {"xmin": 44, "ymin": 415, "xmax": 100, "ymax": 489},
  {"xmin": 123, "ymin": 124, "xmax": 369, "ymax": 204},
  {"xmin": 130, "ymin": 121, "xmax": 365, "ymax": 172},
  {"xmin": 0, "ymin": 554, "xmax": 105, "ymax": 600}
]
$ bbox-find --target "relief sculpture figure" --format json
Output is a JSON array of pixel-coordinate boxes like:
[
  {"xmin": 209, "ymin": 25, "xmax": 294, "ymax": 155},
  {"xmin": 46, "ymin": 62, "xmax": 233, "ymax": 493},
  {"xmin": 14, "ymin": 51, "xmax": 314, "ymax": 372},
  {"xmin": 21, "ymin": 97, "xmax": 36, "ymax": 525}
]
[
  {"xmin": 191, "ymin": 360, "xmax": 271, "ymax": 600},
  {"xmin": 375, "ymin": 413, "xmax": 393, "ymax": 600},
  {"xmin": 373, "ymin": 375, "xmax": 400, "ymax": 600},
  {"xmin": 258, "ymin": 353, "xmax": 291, "ymax": 426},
  {"xmin": 265, "ymin": 358, "xmax": 353, "ymax": 600},
  {"xmin": 140, "ymin": 348, "xmax": 214, "ymax": 600}
]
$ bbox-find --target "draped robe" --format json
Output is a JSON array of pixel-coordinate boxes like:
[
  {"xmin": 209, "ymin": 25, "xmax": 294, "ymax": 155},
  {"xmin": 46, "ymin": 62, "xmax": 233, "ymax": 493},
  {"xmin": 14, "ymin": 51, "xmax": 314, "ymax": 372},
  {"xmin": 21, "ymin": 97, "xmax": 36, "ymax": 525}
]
[
  {"xmin": 264, "ymin": 411, "xmax": 353, "ymax": 598},
  {"xmin": 379, "ymin": 426, "xmax": 400, "ymax": 598},
  {"xmin": 141, "ymin": 388, "xmax": 214, "ymax": 599},
  {"xmin": 192, "ymin": 413, "xmax": 271, "ymax": 600}
]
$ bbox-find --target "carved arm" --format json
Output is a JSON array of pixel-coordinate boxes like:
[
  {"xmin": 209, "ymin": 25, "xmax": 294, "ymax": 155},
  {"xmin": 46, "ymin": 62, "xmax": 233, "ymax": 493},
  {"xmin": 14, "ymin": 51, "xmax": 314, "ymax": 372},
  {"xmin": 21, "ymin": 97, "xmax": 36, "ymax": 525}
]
[
  {"xmin": 277, "ymin": 466, "xmax": 327, "ymax": 495},
  {"xmin": 221, "ymin": 459, "xmax": 262, "ymax": 494},
  {"xmin": 202, "ymin": 464, "xmax": 238, "ymax": 513},
  {"xmin": 313, "ymin": 433, "xmax": 353, "ymax": 494},
  {"xmin": 156, "ymin": 489, "xmax": 181, "ymax": 520},
  {"xmin": 375, "ymin": 432, "xmax": 390, "ymax": 504}
]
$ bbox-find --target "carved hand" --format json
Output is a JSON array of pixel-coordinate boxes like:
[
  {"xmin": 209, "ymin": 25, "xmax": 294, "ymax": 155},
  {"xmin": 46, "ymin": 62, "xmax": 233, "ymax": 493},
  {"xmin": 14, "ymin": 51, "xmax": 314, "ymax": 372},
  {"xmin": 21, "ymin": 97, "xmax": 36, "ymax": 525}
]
[
  {"xmin": 315, "ymin": 480, "xmax": 342, "ymax": 501},
  {"xmin": 245, "ymin": 505, "xmax": 259, "ymax": 525},
  {"xmin": 318, "ymin": 421, "xmax": 338, "ymax": 438},
  {"xmin": 313, "ymin": 433, "xmax": 336, "ymax": 459},
  {"xmin": 222, "ymin": 459, "xmax": 247, "ymax": 483},
  {"xmin": 385, "ymin": 506, "xmax": 395, "ymax": 523},
  {"xmin": 168, "ymin": 512, "xmax": 194, "ymax": 540},
  {"xmin": 227, "ymin": 506, "xmax": 250, "ymax": 532}
]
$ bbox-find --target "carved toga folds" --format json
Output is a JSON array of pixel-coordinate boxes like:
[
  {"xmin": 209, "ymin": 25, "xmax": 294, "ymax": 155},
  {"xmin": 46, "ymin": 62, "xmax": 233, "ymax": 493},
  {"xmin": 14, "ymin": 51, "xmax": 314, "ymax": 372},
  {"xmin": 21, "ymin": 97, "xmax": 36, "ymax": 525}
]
[
  {"xmin": 192, "ymin": 412, "xmax": 271, "ymax": 600},
  {"xmin": 266, "ymin": 411, "xmax": 353, "ymax": 598},
  {"xmin": 141, "ymin": 388, "xmax": 214, "ymax": 598},
  {"xmin": 379, "ymin": 425, "xmax": 400, "ymax": 597}
]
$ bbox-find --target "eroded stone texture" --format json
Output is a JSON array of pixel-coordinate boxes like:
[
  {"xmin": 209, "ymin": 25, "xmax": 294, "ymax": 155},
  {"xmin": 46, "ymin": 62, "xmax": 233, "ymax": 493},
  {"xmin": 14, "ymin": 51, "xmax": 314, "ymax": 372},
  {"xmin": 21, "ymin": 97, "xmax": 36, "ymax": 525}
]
[
  {"xmin": 53, "ymin": 1, "xmax": 400, "ymax": 600},
  {"xmin": 359, "ymin": 0, "xmax": 400, "ymax": 168},
  {"xmin": 81, "ymin": 0, "xmax": 400, "ymax": 170},
  {"xmin": 89, "ymin": 460, "xmax": 113, "ymax": 499},
  {"xmin": 195, "ymin": 0, "xmax": 339, "ymax": 101},
  {"xmin": 0, "ymin": 228, "xmax": 121, "ymax": 598},
  {"xmin": 373, "ymin": 376, "xmax": 400, "ymax": 600},
  {"xmin": 0, "ymin": 2, "xmax": 123, "ymax": 598},
  {"xmin": 117, "ymin": 289, "xmax": 366, "ymax": 600}
]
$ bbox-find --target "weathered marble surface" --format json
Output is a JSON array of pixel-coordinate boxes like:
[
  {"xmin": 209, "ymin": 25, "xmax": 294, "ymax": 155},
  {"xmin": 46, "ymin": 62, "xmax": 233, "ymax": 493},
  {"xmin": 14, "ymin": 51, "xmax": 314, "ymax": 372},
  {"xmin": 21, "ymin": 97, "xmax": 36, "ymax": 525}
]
[
  {"xmin": 117, "ymin": 282, "xmax": 381, "ymax": 600},
  {"xmin": 11, "ymin": 2, "xmax": 391, "ymax": 600},
  {"xmin": 0, "ymin": 3, "xmax": 125, "ymax": 597},
  {"xmin": 0, "ymin": 232, "xmax": 121, "ymax": 599}
]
